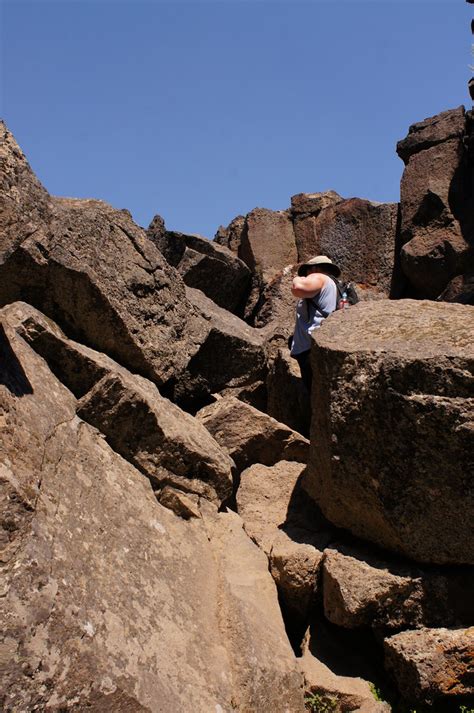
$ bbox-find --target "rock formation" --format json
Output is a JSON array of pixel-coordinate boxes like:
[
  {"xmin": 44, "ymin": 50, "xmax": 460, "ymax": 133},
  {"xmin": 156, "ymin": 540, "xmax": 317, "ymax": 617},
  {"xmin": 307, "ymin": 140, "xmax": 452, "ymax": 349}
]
[
  {"xmin": 396, "ymin": 106, "xmax": 474, "ymax": 302},
  {"xmin": 1, "ymin": 99, "xmax": 474, "ymax": 712},
  {"xmin": 306, "ymin": 299, "xmax": 474, "ymax": 565}
]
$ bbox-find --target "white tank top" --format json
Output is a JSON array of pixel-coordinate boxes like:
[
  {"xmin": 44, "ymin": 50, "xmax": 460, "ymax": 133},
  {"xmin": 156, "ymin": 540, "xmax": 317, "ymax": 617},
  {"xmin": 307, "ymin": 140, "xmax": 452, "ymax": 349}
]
[{"xmin": 290, "ymin": 276, "xmax": 337, "ymax": 355}]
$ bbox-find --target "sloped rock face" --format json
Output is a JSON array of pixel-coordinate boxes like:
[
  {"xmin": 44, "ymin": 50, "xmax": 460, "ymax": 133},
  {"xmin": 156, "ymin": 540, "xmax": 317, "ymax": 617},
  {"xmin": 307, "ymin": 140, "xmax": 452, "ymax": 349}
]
[
  {"xmin": 306, "ymin": 299, "xmax": 474, "ymax": 565},
  {"xmin": 2, "ymin": 302, "xmax": 234, "ymax": 505},
  {"xmin": 384, "ymin": 627, "xmax": 474, "ymax": 704},
  {"xmin": 197, "ymin": 396, "xmax": 309, "ymax": 471},
  {"xmin": 0, "ymin": 121, "xmax": 51, "ymax": 258},
  {"xmin": 0, "ymin": 126, "xmax": 208, "ymax": 387},
  {"xmin": 0, "ymin": 311, "xmax": 305, "ymax": 712},
  {"xmin": 397, "ymin": 106, "xmax": 474, "ymax": 301},
  {"xmin": 147, "ymin": 221, "xmax": 252, "ymax": 315},
  {"xmin": 166, "ymin": 287, "xmax": 267, "ymax": 410}
]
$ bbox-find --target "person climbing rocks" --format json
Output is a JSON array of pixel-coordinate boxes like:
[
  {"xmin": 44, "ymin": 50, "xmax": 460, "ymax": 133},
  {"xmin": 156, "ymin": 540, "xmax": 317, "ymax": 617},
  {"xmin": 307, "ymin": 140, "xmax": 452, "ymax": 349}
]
[{"xmin": 289, "ymin": 255, "xmax": 340, "ymax": 392}]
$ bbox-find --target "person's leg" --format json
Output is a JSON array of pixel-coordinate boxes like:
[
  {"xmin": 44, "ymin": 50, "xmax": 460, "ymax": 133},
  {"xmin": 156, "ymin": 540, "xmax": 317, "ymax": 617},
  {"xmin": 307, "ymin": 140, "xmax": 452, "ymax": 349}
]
[{"xmin": 295, "ymin": 350, "xmax": 312, "ymax": 393}]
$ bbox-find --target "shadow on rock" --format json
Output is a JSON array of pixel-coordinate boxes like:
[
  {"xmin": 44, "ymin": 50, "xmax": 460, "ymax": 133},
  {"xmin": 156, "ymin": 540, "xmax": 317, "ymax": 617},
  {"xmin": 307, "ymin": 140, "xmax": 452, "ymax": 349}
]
[{"xmin": 0, "ymin": 323, "xmax": 33, "ymax": 396}]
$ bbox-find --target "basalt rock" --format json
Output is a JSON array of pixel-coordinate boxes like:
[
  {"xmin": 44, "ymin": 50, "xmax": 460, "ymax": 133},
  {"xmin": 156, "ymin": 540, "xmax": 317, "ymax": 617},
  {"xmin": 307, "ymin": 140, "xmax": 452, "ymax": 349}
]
[
  {"xmin": 396, "ymin": 106, "xmax": 474, "ymax": 301},
  {"xmin": 167, "ymin": 287, "xmax": 267, "ymax": 410},
  {"xmin": 266, "ymin": 347, "xmax": 310, "ymax": 436},
  {"xmin": 0, "ymin": 125, "xmax": 208, "ymax": 387},
  {"xmin": 293, "ymin": 198, "xmax": 398, "ymax": 298},
  {"xmin": 0, "ymin": 312, "xmax": 305, "ymax": 712},
  {"xmin": 322, "ymin": 544, "xmax": 474, "ymax": 630},
  {"xmin": 306, "ymin": 299, "xmax": 474, "ymax": 565},
  {"xmin": 290, "ymin": 190, "xmax": 343, "ymax": 217},
  {"xmin": 148, "ymin": 224, "xmax": 252, "ymax": 315},
  {"xmin": 383, "ymin": 627, "xmax": 474, "ymax": 704},
  {"xmin": 215, "ymin": 207, "xmax": 298, "ymax": 322},
  {"xmin": 236, "ymin": 461, "xmax": 331, "ymax": 623},
  {"xmin": 197, "ymin": 397, "xmax": 309, "ymax": 471},
  {"xmin": 0, "ymin": 121, "xmax": 51, "ymax": 259},
  {"xmin": 2, "ymin": 302, "xmax": 234, "ymax": 505}
]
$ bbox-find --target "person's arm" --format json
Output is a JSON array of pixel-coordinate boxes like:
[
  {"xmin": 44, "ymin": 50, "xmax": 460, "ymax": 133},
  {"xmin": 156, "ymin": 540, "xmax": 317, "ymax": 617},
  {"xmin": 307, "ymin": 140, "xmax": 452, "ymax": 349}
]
[{"xmin": 291, "ymin": 272, "xmax": 326, "ymax": 299}]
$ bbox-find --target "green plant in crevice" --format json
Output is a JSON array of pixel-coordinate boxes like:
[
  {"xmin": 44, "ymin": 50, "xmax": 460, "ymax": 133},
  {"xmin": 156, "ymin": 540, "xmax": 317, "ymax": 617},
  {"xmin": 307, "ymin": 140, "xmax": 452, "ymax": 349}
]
[
  {"xmin": 368, "ymin": 681, "xmax": 386, "ymax": 703},
  {"xmin": 304, "ymin": 691, "xmax": 337, "ymax": 713}
]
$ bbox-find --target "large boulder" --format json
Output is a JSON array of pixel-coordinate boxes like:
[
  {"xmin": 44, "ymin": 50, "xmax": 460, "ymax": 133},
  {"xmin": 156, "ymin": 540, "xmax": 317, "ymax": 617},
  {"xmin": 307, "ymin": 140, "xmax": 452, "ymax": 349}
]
[
  {"xmin": 166, "ymin": 287, "xmax": 267, "ymax": 410},
  {"xmin": 77, "ymin": 371, "xmax": 235, "ymax": 504},
  {"xmin": 396, "ymin": 106, "xmax": 474, "ymax": 300},
  {"xmin": 306, "ymin": 299, "xmax": 474, "ymax": 565},
  {"xmin": 148, "ymin": 222, "xmax": 252, "ymax": 315},
  {"xmin": 0, "ymin": 124, "xmax": 208, "ymax": 387},
  {"xmin": 197, "ymin": 396, "xmax": 309, "ymax": 471},
  {"xmin": 215, "ymin": 208, "xmax": 298, "ymax": 322},
  {"xmin": 322, "ymin": 544, "xmax": 474, "ymax": 630},
  {"xmin": 2, "ymin": 302, "xmax": 234, "ymax": 505},
  {"xmin": 293, "ymin": 198, "xmax": 398, "ymax": 299},
  {"xmin": 384, "ymin": 627, "xmax": 474, "ymax": 704},
  {"xmin": 0, "ymin": 310, "xmax": 305, "ymax": 712}
]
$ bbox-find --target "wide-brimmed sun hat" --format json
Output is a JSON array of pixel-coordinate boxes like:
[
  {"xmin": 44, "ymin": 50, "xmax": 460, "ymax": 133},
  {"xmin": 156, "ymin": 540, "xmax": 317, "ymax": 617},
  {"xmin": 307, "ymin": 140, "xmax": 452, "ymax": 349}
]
[{"xmin": 297, "ymin": 255, "xmax": 341, "ymax": 278}]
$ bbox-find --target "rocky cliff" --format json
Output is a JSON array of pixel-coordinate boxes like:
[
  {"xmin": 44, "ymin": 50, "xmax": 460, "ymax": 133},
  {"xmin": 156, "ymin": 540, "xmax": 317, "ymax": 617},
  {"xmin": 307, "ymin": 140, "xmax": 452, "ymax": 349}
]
[{"xmin": 1, "ymin": 107, "xmax": 473, "ymax": 713}]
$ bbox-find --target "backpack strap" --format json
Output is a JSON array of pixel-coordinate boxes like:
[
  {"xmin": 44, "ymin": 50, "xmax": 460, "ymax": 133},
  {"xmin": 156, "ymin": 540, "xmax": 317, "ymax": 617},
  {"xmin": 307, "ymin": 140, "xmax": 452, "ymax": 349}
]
[{"xmin": 306, "ymin": 275, "xmax": 341, "ymax": 318}]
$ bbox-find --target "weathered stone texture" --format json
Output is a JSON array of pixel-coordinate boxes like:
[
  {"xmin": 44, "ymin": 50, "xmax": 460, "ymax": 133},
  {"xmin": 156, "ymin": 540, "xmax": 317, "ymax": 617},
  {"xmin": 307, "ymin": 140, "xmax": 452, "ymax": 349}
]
[
  {"xmin": 294, "ymin": 198, "xmax": 398, "ymax": 297},
  {"xmin": 0, "ymin": 121, "xmax": 51, "ymax": 259},
  {"xmin": 150, "ymin": 227, "xmax": 252, "ymax": 314},
  {"xmin": 197, "ymin": 396, "xmax": 309, "ymax": 471},
  {"xmin": 290, "ymin": 190, "xmax": 343, "ymax": 217},
  {"xmin": 396, "ymin": 106, "xmax": 474, "ymax": 301},
  {"xmin": 236, "ymin": 461, "xmax": 331, "ymax": 622},
  {"xmin": 78, "ymin": 370, "xmax": 235, "ymax": 504},
  {"xmin": 2, "ymin": 302, "xmax": 234, "ymax": 505},
  {"xmin": 0, "ymin": 128, "xmax": 210, "ymax": 387},
  {"xmin": 384, "ymin": 627, "xmax": 474, "ymax": 704},
  {"xmin": 323, "ymin": 545, "xmax": 474, "ymax": 630},
  {"xmin": 307, "ymin": 299, "xmax": 474, "ymax": 565},
  {"xmin": 0, "ymin": 313, "xmax": 304, "ymax": 712},
  {"xmin": 238, "ymin": 207, "xmax": 297, "ymax": 283},
  {"xmin": 167, "ymin": 287, "xmax": 267, "ymax": 409}
]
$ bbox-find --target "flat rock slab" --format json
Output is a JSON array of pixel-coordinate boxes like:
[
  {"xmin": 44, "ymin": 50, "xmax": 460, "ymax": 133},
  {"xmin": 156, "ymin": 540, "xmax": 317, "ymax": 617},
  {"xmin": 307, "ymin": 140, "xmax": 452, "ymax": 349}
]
[
  {"xmin": 322, "ymin": 544, "xmax": 474, "ymax": 630},
  {"xmin": 197, "ymin": 396, "xmax": 309, "ymax": 471},
  {"xmin": 384, "ymin": 627, "xmax": 474, "ymax": 704},
  {"xmin": 307, "ymin": 299, "xmax": 474, "ymax": 565},
  {"xmin": 0, "ymin": 316, "xmax": 304, "ymax": 712}
]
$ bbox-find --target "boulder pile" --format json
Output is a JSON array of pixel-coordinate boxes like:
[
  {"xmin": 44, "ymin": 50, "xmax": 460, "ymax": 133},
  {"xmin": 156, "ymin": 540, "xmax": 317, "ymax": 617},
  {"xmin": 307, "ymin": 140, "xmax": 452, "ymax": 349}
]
[{"xmin": 1, "ymin": 105, "xmax": 473, "ymax": 713}]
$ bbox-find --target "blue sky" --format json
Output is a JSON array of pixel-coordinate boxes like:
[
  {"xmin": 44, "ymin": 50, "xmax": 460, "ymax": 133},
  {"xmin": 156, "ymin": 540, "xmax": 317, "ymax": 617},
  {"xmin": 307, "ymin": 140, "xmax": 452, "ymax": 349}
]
[{"xmin": 1, "ymin": 0, "xmax": 472, "ymax": 236}]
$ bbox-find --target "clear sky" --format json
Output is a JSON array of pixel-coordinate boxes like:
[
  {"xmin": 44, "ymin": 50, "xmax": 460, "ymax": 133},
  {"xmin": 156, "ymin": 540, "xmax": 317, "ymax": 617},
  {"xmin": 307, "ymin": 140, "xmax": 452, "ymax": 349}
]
[{"xmin": 1, "ymin": 0, "xmax": 472, "ymax": 237}]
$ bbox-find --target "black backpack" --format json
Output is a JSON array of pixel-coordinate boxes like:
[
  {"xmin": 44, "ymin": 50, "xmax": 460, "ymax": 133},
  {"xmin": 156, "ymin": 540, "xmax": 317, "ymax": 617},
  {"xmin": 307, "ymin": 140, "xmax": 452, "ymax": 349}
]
[
  {"xmin": 330, "ymin": 276, "xmax": 359, "ymax": 310},
  {"xmin": 308, "ymin": 276, "xmax": 359, "ymax": 318}
]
